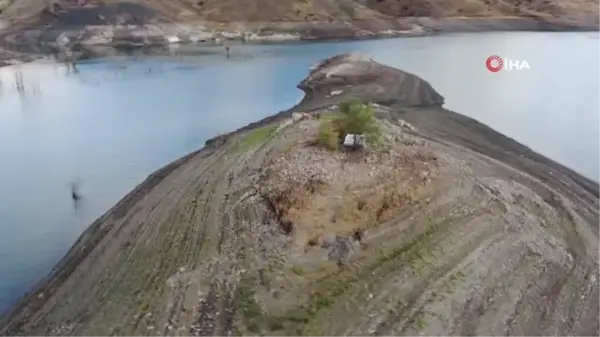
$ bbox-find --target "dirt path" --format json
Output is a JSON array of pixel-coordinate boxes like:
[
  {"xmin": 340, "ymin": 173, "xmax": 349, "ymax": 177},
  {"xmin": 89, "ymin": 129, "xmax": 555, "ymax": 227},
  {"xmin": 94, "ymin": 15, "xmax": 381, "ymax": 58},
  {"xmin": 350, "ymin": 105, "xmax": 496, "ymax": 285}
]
[{"xmin": 0, "ymin": 53, "xmax": 597, "ymax": 336}]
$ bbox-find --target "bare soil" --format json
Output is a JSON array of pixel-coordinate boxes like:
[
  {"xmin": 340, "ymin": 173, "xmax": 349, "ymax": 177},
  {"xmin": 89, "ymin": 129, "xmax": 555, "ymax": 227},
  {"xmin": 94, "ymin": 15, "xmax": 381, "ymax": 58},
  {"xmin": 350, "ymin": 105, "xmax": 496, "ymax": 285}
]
[{"xmin": 0, "ymin": 53, "xmax": 597, "ymax": 336}]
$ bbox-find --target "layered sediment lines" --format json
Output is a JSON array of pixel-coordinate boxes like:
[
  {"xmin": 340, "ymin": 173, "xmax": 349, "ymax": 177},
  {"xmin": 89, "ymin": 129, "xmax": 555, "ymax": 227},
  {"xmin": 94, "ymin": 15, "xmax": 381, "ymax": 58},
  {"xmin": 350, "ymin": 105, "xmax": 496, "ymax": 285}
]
[
  {"xmin": 0, "ymin": 0, "xmax": 598, "ymax": 66},
  {"xmin": 0, "ymin": 53, "xmax": 598, "ymax": 336}
]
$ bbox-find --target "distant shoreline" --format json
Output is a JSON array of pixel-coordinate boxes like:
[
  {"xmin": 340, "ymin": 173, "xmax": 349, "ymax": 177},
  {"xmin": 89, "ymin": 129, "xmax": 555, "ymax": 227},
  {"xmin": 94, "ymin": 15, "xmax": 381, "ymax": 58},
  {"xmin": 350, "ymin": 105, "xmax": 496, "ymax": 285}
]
[{"xmin": 1, "ymin": 16, "xmax": 598, "ymax": 67}]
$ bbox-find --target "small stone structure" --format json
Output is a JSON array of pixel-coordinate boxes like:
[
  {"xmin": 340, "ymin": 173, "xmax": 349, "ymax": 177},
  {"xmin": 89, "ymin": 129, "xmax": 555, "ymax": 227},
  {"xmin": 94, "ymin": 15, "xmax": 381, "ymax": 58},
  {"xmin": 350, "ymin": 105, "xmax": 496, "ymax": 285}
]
[
  {"xmin": 322, "ymin": 234, "xmax": 359, "ymax": 267},
  {"xmin": 343, "ymin": 133, "xmax": 366, "ymax": 150}
]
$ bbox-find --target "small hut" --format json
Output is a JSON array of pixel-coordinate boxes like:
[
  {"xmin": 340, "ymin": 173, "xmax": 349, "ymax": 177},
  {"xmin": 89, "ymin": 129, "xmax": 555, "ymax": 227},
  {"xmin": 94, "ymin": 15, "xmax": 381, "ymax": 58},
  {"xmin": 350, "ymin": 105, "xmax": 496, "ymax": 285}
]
[{"xmin": 342, "ymin": 133, "xmax": 366, "ymax": 151}]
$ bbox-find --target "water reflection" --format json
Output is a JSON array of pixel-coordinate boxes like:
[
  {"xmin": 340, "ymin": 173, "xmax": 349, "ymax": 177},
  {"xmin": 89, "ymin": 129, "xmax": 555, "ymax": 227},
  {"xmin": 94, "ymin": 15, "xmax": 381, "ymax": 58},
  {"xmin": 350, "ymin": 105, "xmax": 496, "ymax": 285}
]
[
  {"xmin": 2, "ymin": 48, "xmax": 257, "ymax": 91},
  {"xmin": 54, "ymin": 57, "xmax": 208, "ymax": 87},
  {"xmin": 69, "ymin": 181, "xmax": 83, "ymax": 211},
  {"xmin": 0, "ymin": 67, "xmax": 43, "ymax": 102},
  {"xmin": 64, "ymin": 61, "xmax": 79, "ymax": 76}
]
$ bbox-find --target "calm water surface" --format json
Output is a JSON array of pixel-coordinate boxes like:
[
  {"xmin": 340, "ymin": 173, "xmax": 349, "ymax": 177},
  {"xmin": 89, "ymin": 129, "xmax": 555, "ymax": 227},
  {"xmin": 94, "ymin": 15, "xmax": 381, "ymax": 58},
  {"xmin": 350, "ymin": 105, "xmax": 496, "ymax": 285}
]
[{"xmin": 0, "ymin": 32, "xmax": 598, "ymax": 313}]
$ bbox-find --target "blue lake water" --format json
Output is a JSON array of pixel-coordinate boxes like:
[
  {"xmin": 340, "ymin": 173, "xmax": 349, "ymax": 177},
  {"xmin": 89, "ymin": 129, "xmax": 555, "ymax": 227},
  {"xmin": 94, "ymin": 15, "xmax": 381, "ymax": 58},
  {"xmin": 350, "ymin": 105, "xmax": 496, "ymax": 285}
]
[{"xmin": 0, "ymin": 31, "xmax": 598, "ymax": 314}]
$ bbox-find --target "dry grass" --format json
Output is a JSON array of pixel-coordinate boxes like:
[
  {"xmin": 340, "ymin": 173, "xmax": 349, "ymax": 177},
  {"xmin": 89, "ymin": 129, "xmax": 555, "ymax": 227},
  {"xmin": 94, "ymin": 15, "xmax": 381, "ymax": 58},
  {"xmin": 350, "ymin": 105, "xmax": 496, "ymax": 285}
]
[{"xmin": 261, "ymin": 120, "xmax": 438, "ymax": 247}]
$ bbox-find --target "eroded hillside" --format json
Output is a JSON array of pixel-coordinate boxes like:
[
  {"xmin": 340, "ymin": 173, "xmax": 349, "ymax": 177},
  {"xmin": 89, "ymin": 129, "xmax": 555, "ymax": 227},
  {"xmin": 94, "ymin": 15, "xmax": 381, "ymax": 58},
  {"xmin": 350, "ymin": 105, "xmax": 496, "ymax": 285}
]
[
  {"xmin": 0, "ymin": 0, "xmax": 385, "ymax": 26},
  {"xmin": 0, "ymin": 53, "xmax": 597, "ymax": 336},
  {"xmin": 0, "ymin": 0, "xmax": 598, "ymax": 27},
  {"xmin": 366, "ymin": 0, "xmax": 599, "ymax": 18}
]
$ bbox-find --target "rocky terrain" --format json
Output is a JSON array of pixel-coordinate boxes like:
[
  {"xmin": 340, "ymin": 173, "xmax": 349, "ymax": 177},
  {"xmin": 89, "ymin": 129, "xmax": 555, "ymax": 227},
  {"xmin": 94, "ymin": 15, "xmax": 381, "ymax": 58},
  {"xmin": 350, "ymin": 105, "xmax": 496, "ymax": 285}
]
[
  {"xmin": 0, "ymin": 53, "xmax": 598, "ymax": 336},
  {"xmin": 0, "ymin": 0, "xmax": 598, "ymax": 65}
]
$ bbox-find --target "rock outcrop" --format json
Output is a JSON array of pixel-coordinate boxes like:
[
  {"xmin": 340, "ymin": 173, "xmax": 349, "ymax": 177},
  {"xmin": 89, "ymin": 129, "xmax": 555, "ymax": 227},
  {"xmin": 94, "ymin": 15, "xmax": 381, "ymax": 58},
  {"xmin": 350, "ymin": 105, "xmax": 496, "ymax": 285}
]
[{"xmin": 0, "ymin": 54, "xmax": 598, "ymax": 336}]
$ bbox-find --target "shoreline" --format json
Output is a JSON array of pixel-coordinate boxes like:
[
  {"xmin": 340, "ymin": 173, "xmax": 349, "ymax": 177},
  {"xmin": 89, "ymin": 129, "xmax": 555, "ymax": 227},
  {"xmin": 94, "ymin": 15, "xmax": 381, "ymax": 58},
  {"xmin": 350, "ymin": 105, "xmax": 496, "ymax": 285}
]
[{"xmin": 1, "ymin": 15, "xmax": 598, "ymax": 66}]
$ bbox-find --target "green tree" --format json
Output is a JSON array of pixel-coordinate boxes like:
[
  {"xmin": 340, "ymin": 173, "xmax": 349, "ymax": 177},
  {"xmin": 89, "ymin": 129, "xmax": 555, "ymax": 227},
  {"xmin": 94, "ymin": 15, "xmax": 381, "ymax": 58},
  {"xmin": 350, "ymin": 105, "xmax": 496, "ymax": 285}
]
[
  {"xmin": 316, "ymin": 100, "xmax": 380, "ymax": 151},
  {"xmin": 339, "ymin": 100, "xmax": 378, "ymax": 135}
]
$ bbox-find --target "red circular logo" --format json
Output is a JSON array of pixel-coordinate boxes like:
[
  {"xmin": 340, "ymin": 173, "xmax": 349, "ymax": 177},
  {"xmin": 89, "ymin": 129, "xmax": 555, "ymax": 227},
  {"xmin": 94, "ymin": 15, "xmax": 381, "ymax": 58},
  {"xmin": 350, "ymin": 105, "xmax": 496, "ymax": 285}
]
[{"xmin": 486, "ymin": 55, "xmax": 503, "ymax": 73}]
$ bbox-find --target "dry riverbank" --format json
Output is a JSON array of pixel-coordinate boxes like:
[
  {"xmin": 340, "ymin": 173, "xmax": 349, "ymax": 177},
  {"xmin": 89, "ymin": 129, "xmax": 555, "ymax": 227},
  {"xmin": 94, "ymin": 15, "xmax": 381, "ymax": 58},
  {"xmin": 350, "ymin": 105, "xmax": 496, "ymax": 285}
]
[
  {"xmin": 1, "ymin": 14, "xmax": 598, "ymax": 66},
  {"xmin": 1, "ymin": 0, "xmax": 598, "ymax": 65},
  {"xmin": 0, "ymin": 53, "xmax": 598, "ymax": 336}
]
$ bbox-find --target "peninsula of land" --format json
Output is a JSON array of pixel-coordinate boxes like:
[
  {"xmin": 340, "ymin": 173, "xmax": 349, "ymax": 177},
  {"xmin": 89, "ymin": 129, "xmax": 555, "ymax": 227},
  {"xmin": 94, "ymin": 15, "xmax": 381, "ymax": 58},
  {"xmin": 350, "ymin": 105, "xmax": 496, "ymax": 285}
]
[{"xmin": 0, "ymin": 53, "xmax": 598, "ymax": 336}]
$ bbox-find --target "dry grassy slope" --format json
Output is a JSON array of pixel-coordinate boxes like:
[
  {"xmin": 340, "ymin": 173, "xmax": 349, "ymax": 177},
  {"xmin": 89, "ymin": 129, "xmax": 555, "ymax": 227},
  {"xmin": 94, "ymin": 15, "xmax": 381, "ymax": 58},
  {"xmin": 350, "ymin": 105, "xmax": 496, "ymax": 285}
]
[
  {"xmin": 0, "ymin": 54, "xmax": 598, "ymax": 337},
  {"xmin": 192, "ymin": 0, "xmax": 388, "ymax": 22},
  {"xmin": 0, "ymin": 0, "xmax": 387, "ymax": 24},
  {"xmin": 366, "ymin": 0, "xmax": 599, "ymax": 17},
  {"xmin": 1, "ymin": 0, "xmax": 598, "ymax": 25}
]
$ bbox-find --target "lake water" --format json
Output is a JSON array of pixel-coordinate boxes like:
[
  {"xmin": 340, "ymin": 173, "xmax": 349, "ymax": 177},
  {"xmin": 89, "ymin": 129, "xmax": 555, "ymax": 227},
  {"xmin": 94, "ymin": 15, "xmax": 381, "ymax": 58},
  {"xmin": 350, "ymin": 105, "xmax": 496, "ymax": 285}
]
[{"xmin": 0, "ymin": 32, "xmax": 598, "ymax": 314}]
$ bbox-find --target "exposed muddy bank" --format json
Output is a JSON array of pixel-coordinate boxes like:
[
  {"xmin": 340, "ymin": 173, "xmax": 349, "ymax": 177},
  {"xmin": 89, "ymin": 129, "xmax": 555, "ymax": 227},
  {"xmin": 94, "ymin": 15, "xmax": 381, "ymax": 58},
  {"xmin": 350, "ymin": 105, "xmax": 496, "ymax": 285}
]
[
  {"xmin": 1, "ymin": 15, "xmax": 598, "ymax": 66},
  {"xmin": 0, "ymin": 53, "xmax": 598, "ymax": 336}
]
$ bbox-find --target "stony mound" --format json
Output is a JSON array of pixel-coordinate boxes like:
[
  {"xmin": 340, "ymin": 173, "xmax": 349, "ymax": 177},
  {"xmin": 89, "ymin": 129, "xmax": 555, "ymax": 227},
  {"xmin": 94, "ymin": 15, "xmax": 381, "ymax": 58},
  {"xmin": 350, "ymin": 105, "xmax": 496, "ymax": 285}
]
[{"xmin": 0, "ymin": 54, "xmax": 598, "ymax": 336}]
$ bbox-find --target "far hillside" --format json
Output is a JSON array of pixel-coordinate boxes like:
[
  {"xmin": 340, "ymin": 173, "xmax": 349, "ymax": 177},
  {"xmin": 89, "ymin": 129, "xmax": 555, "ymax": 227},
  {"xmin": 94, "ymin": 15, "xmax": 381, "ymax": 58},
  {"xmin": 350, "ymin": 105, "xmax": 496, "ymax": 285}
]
[
  {"xmin": 0, "ymin": 0, "xmax": 598, "ymax": 28},
  {"xmin": 365, "ymin": 0, "xmax": 599, "ymax": 18}
]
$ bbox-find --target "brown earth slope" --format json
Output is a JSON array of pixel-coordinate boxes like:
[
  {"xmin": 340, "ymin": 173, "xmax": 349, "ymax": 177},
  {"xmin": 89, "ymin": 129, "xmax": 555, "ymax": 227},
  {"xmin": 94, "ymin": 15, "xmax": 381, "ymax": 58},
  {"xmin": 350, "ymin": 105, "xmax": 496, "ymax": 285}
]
[
  {"xmin": 366, "ymin": 0, "xmax": 599, "ymax": 18},
  {"xmin": 0, "ymin": 0, "xmax": 387, "ymax": 27},
  {"xmin": 0, "ymin": 53, "xmax": 597, "ymax": 336},
  {"xmin": 0, "ymin": 0, "xmax": 598, "ymax": 27},
  {"xmin": 0, "ymin": 0, "xmax": 596, "ymax": 62}
]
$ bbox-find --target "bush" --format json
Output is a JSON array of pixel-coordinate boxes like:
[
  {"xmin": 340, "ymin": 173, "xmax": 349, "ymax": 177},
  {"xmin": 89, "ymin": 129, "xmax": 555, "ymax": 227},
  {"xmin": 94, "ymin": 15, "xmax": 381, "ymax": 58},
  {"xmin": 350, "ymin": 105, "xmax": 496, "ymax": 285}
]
[
  {"xmin": 338, "ymin": 100, "xmax": 378, "ymax": 135},
  {"xmin": 315, "ymin": 100, "xmax": 380, "ymax": 151},
  {"xmin": 316, "ymin": 120, "xmax": 340, "ymax": 151},
  {"xmin": 0, "ymin": 0, "xmax": 11, "ymax": 13}
]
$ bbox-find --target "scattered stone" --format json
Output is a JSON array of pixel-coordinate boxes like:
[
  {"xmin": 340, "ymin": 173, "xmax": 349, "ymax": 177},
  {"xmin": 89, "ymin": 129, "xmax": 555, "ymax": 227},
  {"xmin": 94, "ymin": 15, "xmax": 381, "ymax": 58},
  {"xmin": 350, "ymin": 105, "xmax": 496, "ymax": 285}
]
[
  {"xmin": 343, "ymin": 133, "xmax": 366, "ymax": 150},
  {"xmin": 322, "ymin": 234, "xmax": 359, "ymax": 266}
]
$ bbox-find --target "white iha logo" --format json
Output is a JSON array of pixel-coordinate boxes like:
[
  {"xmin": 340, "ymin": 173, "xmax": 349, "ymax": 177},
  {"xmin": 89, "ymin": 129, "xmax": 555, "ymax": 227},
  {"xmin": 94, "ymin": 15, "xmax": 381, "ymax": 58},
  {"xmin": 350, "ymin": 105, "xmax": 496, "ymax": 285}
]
[{"xmin": 485, "ymin": 55, "xmax": 531, "ymax": 72}]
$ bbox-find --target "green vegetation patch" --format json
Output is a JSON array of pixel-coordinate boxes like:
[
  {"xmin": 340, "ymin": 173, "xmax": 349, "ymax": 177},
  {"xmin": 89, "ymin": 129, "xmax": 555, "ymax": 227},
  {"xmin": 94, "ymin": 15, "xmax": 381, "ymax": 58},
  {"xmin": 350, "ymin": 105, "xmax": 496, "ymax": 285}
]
[
  {"xmin": 235, "ymin": 123, "xmax": 279, "ymax": 153},
  {"xmin": 235, "ymin": 276, "xmax": 295, "ymax": 334},
  {"xmin": 236, "ymin": 279, "xmax": 264, "ymax": 334},
  {"xmin": 232, "ymin": 208, "xmax": 466, "ymax": 335},
  {"xmin": 316, "ymin": 100, "xmax": 382, "ymax": 151},
  {"xmin": 287, "ymin": 215, "xmax": 460, "ymax": 334},
  {"xmin": 0, "ymin": 0, "xmax": 11, "ymax": 12},
  {"xmin": 317, "ymin": 120, "xmax": 340, "ymax": 151}
]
